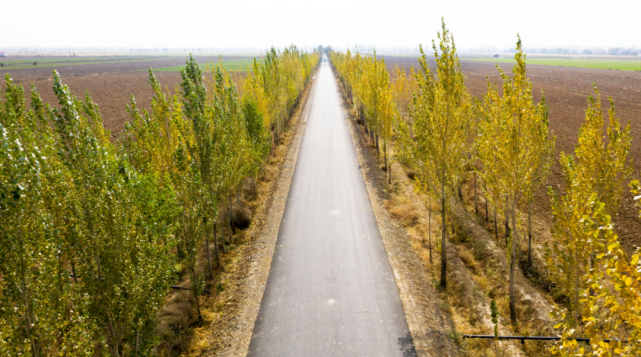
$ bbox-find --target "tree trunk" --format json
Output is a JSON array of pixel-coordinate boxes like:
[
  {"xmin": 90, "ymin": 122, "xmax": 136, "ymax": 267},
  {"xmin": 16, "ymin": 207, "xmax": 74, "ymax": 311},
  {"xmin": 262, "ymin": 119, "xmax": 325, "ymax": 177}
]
[
  {"xmin": 384, "ymin": 141, "xmax": 388, "ymax": 172},
  {"xmin": 527, "ymin": 202, "xmax": 533, "ymax": 269},
  {"xmin": 440, "ymin": 170, "xmax": 447, "ymax": 289},
  {"xmin": 485, "ymin": 193, "xmax": 489, "ymax": 223},
  {"xmin": 574, "ymin": 235, "xmax": 580, "ymax": 327},
  {"xmin": 429, "ymin": 196, "xmax": 433, "ymax": 265},
  {"xmin": 385, "ymin": 142, "xmax": 391, "ymax": 184},
  {"xmin": 494, "ymin": 208, "xmax": 498, "ymax": 240},
  {"xmin": 228, "ymin": 194, "xmax": 234, "ymax": 245},
  {"xmin": 71, "ymin": 259, "xmax": 79, "ymax": 284},
  {"xmin": 474, "ymin": 173, "xmax": 478, "ymax": 215},
  {"xmin": 504, "ymin": 196, "xmax": 510, "ymax": 247},
  {"xmin": 192, "ymin": 267, "xmax": 202, "ymax": 321},
  {"xmin": 214, "ymin": 223, "xmax": 220, "ymax": 266},
  {"xmin": 375, "ymin": 134, "xmax": 379, "ymax": 153},
  {"xmin": 509, "ymin": 201, "xmax": 517, "ymax": 327}
]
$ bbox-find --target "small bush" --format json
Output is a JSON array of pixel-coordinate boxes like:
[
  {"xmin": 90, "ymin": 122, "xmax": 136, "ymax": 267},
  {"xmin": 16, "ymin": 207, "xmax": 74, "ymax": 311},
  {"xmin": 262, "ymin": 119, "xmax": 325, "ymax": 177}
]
[
  {"xmin": 458, "ymin": 246, "xmax": 476, "ymax": 270},
  {"xmin": 33, "ymin": 61, "xmax": 37, "ymax": 65}
]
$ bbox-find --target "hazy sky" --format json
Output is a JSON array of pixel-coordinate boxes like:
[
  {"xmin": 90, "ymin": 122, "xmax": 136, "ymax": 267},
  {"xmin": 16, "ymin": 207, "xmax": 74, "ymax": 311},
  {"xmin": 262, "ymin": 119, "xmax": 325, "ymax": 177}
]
[{"xmin": 2, "ymin": 0, "xmax": 639, "ymax": 50}]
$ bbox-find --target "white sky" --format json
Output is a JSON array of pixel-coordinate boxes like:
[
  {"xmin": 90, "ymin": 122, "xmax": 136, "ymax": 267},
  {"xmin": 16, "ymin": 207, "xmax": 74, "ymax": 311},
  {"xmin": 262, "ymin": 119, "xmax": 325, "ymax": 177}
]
[{"xmin": 2, "ymin": 0, "xmax": 639, "ymax": 51}]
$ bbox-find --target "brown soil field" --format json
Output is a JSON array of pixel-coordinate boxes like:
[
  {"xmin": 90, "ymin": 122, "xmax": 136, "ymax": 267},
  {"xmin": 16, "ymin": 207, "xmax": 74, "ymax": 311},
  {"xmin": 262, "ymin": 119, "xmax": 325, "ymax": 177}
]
[
  {"xmin": 388, "ymin": 56, "xmax": 641, "ymax": 253},
  {"xmin": 0, "ymin": 56, "xmax": 248, "ymax": 135}
]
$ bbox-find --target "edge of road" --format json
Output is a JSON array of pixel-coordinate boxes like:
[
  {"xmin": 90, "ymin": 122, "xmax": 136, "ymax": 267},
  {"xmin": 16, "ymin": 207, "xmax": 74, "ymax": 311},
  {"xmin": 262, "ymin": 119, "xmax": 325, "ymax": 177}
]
[
  {"xmin": 205, "ymin": 66, "xmax": 319, "ymax": 357},
  {"xmin": 331, "ymin": 64, "xmax": 461, "ymax": 357}
]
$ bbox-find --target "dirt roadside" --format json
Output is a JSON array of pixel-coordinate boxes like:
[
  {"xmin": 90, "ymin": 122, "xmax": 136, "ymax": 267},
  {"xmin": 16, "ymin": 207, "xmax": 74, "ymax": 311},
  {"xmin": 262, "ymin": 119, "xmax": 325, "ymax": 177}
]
[{"xmin": 201, "ymin": 72, "xmax": 318, "ymax": 356}]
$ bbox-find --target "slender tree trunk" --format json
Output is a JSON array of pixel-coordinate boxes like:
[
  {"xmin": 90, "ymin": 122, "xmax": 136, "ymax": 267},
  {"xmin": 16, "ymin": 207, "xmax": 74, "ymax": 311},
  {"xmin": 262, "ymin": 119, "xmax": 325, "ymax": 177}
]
[
  {"xmin": 527, "ymin": 202, "xmax": 533, "ymax": 269},
  {"xmin": 589, "ymin": 256, "xmax": 594, "ymax": 297},
  {"xmin": 214, "ymin": 223, "xmax": 220, "ymax": 265},
  {"xmin": 440, "ymin": 170, "xmax": 447, "ymax": 289},
  {"xmin": 191, "ymin": 266, "xmax": 202, "ymax": 321},
  {"xmin": 385, "ymin": 142, "xmax": 391, "ymax": 184},
  {"xmin": 509, "ymin": 201, "xmax": 517, "ymax": 327},
  {"xmin": 71, "ymin": 258, "xmax": 79, "ymax": 284},
  {"xmin": 384, "ymin": 141, "xmax": 388, "ymax": 172},
  {"xmin": 574, "ymin": 235, "xmax": 580, "ymax": 327},
  {"xmin": 375, "ymin": 134, "xmax": 379, "ymax": 153},
  {"xmin": 504, "ymin": 196, "xmax": 510, "ymax": 247},
  {"xmin": 474, "ymin": 173, "xmax": 478, "ymax": 215},
  {"xmin": 228, "ymin": 194, "xmax": 233, "ymax": 245},
  {"xmin": 429, "ymin": 196, "xmax": 433, "ymax": 265},
  {"xmin": 494, "ymin": 208, "xmax": 498, "ymax": 240},
  {"xmin": 485, "ymin": 193, "xmax": 489, "ymax": 223}
]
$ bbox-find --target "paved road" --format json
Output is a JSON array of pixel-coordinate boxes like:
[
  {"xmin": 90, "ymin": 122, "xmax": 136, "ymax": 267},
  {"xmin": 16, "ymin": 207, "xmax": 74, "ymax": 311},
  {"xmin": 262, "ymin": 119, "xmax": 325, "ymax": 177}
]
[{"xmin": 248, "ymin": 56, "xmax": 416, "ymax": 356}]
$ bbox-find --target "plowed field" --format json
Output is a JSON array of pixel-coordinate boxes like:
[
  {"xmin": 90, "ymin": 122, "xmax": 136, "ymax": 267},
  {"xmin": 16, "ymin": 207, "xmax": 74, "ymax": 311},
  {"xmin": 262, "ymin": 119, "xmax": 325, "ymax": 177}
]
[
  {"xmin": 0, "ymin": 55, "xmax": 248, "ymax": 135},
  {"xmin": 389, "ymin": 56, "xmax": 641, "ymax": 253}
]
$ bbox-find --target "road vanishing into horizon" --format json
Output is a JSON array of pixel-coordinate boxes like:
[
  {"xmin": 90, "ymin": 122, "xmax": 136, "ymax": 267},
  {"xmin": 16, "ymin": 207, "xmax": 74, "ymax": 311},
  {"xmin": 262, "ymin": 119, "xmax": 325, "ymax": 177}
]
[{"xmin": 248, "ymin": 56, "xmax": 416, "ymax": 356}]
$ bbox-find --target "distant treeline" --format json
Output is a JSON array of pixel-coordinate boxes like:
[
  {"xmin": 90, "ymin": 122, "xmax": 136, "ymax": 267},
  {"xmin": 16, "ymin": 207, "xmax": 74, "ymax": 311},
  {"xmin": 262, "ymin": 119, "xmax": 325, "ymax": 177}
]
[{"xmin": 508, "ymin": 46, "xmax": 639, "ymax": 56}]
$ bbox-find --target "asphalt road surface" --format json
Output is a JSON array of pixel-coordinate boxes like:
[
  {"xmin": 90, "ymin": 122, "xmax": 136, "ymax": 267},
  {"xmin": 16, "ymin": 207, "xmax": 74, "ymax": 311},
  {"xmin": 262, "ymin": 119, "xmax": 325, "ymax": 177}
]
[{"xmin": 248, "ymin": 56, "xmax": 416, "ymax": 356}]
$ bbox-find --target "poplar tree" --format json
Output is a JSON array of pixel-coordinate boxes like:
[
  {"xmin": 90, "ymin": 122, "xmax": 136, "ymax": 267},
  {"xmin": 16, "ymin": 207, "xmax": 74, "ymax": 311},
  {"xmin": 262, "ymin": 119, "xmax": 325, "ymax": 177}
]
[
  {"xmin": 396, "ymin": 20, "xmax": 473, "ymax": 288},
  {"xmin": 475, "ymin": 37, "xmax": 552, "ymax": 325}
]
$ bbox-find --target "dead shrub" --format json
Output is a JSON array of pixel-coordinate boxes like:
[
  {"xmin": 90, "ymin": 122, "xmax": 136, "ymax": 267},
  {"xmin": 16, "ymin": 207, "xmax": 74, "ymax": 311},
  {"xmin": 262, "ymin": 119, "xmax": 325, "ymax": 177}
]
[{"xmin": 458, "ymin": 246, "xmax": 477, "ymax": 271}]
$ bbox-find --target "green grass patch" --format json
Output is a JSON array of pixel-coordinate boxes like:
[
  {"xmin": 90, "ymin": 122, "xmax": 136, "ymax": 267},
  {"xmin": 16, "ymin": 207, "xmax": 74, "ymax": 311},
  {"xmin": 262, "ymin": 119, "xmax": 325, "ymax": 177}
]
[
  {"xmin": 150, "ymin": 58, "xmax": 254, "ymax": 72},
  {"xmin": 0, "ymin": 57, "xmax": 176, "ymax": 70},
  {"xmin": 464, "ymin": 57, "xmax": 641, "ymax": 71},
  {"xmin": 1, "ymin": 57, "xmax": 154, "ymax": 64}
]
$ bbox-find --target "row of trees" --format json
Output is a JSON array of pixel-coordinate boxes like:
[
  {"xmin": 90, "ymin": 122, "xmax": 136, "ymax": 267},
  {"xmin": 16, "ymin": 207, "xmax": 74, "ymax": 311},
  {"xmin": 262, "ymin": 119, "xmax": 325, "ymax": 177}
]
[
  {"xmin": 330, "ymin": 50, "xmax": 398, "ymax": 183},
  {"xmin": 0, "ymin": 48, "xmax": 318, "ymax": 356},
  {"xmin": 332, "ymin": 19, "xmax": 640, "ymax": 354}
]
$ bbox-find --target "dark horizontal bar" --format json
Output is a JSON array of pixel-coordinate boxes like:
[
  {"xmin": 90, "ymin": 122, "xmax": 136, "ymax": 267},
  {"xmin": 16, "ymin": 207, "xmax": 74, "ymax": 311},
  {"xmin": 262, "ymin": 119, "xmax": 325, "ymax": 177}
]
[{"xmin": 463, "ymin": 335, "xmax": 628, "ymax": 344}]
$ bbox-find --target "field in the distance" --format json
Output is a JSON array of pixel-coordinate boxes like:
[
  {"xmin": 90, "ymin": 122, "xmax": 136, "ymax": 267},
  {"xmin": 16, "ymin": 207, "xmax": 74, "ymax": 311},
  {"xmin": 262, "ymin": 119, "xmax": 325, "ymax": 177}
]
[
  {"xmin": 150, "ymin": 58, "xmax": 254, "ymax": 72},
  {"xmin": 464, "ymin": 57, "xmax": 641, "ymax": 71}
]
